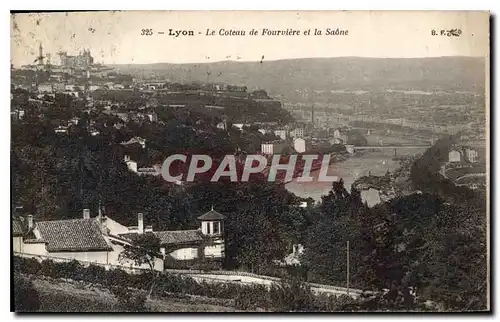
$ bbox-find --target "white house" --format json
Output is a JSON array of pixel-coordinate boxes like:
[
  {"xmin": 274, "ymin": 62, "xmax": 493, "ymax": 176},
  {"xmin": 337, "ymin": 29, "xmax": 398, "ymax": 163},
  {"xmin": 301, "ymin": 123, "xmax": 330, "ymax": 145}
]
[
  {"xmin": 261, "ymin": 141, "xmax": 288, "ymax": 155},
  {"xmin": 12, "ymin": 210, "xmax": 164, "ymax": 272},
  {"xmin": 360, "ymin": 188, "xmax": 382, "ymax": 208},
  {"xmin": 121, "ymin": 137, "xmax": 146, "ymax": 149},
  {"xmin": 293, "ymin": 138, "xmax": 306, "ymax": 153},
  {"xmin": 118, "ymin": 208, "xmax": 226, "ymax": 266},
  {"xmin": 466, "ymin": 148, "xmax": 478, "ymax": 163},
  {"xmin": 232, "ymin": 124, "xmax": 246, "ymax": 131},
  {"xmin": 448, "ymin": 150, "xmax": 461, "ymax": 163},
  {"xmin": 289, "ymin": 128, "xmax": 304, "ymax": 138},
  {"xmin": 274, "ymin": 129, "xmax": 287, "ymax": 141},
  {"xmin": 54, "ymin": 126, "xmax": 68, "ymax": 134},
  {"xmin": 124, "ymin": 155, "xmax": 138, "ymax": 173},
  {"xmin": 13, "ymin": 207, "xmax": 229, "ymax": 271},
  {"xmin": 216, "ymin": 122, "xmax": 227, "ymax": 131}
]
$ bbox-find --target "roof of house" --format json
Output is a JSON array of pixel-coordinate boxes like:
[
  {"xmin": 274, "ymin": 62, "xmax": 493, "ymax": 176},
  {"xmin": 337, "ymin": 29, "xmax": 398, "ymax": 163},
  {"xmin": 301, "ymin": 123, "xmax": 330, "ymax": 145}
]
[
  {"xmin": 36, "ymin": 218, "xmax": 111, "ymax": 252},
  {"xmin": 12, "ymin": 218, "xmax": 25, "ymax": 236},
  {"xmin": 154, "ymin": 230, "xmax": 203, "ymax": 245},
  {"xmin": 197, "ymin": 209, "xmax": 225, "ymax": 221}
]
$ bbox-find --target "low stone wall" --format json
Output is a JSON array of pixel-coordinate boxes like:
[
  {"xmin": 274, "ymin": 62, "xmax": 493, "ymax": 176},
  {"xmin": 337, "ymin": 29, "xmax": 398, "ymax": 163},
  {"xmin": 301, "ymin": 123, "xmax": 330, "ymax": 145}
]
[{"xmin": 166, "ymin": 269, "xmax": 363, "ymax": 295}]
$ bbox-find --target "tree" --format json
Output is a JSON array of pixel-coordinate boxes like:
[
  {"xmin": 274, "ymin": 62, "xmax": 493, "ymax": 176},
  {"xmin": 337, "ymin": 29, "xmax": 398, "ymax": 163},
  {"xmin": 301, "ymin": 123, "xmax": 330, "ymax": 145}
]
[
  {"xmin": 269, "ymin": 276, "xmax": 316, "ymax": 311},
  {"xmin": 119, "ymin": 233, "xmax": 162, "ymax": 272},
  {"xmin": 118, "ymin": 233, "xmax": 162, "ymax": 298},
  {"xmin": 354, "ymin": 193, "xmax": 488, "ymax": 311},
  {"xmin": 303, "ymin": 180, "xmax": 365, "ymax": 286}
]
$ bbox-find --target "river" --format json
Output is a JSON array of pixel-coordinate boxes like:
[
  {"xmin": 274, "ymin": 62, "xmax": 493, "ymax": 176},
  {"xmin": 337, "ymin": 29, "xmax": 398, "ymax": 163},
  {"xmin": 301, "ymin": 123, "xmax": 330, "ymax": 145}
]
[{"xmin": 285, "ymin": 148, "xmax": 427, "ymax": 202}]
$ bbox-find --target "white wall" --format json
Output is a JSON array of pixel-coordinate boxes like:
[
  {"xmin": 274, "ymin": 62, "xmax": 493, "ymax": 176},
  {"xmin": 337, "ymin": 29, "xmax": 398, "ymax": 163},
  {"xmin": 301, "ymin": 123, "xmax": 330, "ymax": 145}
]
[
  {"xmin": 204, "ymin": 244, "xmax": 224, "ymax": 258},
  {"xmin": 274, "ymin": 130, "xmax": 287, "ymax": 141},
  {"xmin": 22, "ymin": 242, "xmax": 48, "ymax": 256},
  {"xmin": 169, "ymin": 247, "xmax": 199, "ymax": 260},
  {"xmin": 16, "ymin": 239, "xmax": 163, "ymax": 272},
  {"xmin": 261, "ymin": 143, "xmax": 273, "ymax": 155},
  {"xmin": 13, "ymin": 237, "xmax": 23, "ymax": 253},
  {"xmin": 361, "ymin": 188, "xmax": 382, "ymax": 208},
  {"xmin": 294, "ymin": 138, "xmax": 306, "ymax": 153},
  {"xmin": 126, "ymin": 160, "xmax": 138, "ymax": 173},
  {"xmin": 449, "ymin": 150, "xmax": 461, "ymax": 163},
  {"xmin": 51, "ymin": 244, "xmax": 164, "ymax": 271},
  {"xmin": 103, "ymin": 217, "xmax": 130, "ymax": 235}
]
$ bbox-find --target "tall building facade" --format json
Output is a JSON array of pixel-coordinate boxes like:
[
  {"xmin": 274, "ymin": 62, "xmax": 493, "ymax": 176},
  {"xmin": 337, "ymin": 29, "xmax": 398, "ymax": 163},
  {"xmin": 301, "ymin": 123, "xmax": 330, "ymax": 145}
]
[{"xmin": 58, "ymin": 49, "xmax": 94, "ymax": 68}]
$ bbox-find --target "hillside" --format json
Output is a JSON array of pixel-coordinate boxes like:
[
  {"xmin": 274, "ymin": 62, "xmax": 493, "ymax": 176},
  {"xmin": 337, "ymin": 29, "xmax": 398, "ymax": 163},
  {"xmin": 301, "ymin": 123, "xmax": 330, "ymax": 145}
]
[
  {"xmin": 111, "ymin": 57, "xmax": 486, "ymax": 99},
  {"xmin": 22, "ymin": 276, "xmax": 240, "ymax": 312}
]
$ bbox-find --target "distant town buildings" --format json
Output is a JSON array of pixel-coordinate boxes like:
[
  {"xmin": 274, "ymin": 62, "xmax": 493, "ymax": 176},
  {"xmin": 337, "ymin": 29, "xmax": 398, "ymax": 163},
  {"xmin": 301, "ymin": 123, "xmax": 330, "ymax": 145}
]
[
  {"xmin": 38, "ymin": 83, "xmax": 54, "ymax": 93},
  {"xmin": 58, "ymin": 49, "xmax": 94, "ymax": 68},
  {"xmin": 261, "ymin": 141, "xmax": 288, "ymax": 155},
  {"xmin": 124, "ymin": 155, "xmax": 138, "ymax": 173},
  {"xmin": 121, "ymin": 137, "xmax": 146, "ymax": 149},
  {"xmin": 54, "ymin": 125, "xmax": 68, "ymax": 134},
  {"xmin": 274, "ymin": 129, "xmax": 287, "ymax": 141},
  {"xmin": 290, "ymin": 127, "xmax": 304, "ymax": 138}
]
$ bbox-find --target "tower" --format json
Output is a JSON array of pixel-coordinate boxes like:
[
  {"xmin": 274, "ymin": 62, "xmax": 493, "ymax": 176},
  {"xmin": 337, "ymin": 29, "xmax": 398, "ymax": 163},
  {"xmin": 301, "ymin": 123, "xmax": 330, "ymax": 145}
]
[
  {"xmin": 37, "ymin": 43, "xmax": 44, "ymax": 66},
  {"xmin": 197, "ymin": 207, "xmax": 225, "ymax": 263},
  {"xmin": 198, "ymin": 206, "xmax": 225, "ymax": 236}
]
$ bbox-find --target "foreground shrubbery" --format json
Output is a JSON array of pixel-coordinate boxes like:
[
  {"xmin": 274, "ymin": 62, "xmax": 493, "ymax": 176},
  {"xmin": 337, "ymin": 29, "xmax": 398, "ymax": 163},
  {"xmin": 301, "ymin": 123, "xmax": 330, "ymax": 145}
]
[
  {"xmin": 14, "ymin": 256, "xmax": 356, "ymax": 312},
  {"xmin": 13, "ymin": 274, "xmax": 41, "ymax": 312}
]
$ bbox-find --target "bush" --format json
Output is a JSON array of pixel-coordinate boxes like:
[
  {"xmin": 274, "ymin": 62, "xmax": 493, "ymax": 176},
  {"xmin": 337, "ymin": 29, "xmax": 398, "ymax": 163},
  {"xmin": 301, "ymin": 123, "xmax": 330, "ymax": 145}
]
[
  {"xmin": 13, "ymin": 256, "xmax": 360, "ymax": 312},
  {"xmin": 14, "ymin": 274, "xmax": 40, "ymax": 312},
  {"xmin": 110, "ymin": 286, "xmax": 149, "ymax": 312},
  {"xmin": 269, "ymin": 277, "xmax": 316, "ymax": 312},
  {"xmin": 14, "ymin": 257, "xmax": 40, "ymax": 275}
]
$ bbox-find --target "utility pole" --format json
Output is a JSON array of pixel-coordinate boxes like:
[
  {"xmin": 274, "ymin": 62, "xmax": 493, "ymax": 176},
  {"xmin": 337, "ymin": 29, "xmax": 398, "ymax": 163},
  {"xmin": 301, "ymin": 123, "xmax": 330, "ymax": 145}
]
[{"xmin": 347, "ymin": 240, "xmax": 350, "ymax": 296}]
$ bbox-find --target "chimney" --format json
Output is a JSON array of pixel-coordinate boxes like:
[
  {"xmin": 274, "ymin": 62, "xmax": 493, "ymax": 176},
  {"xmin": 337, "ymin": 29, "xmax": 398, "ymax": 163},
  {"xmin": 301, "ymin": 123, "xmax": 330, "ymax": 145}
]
[
  {"xmin": 138, "ymin": 213, "xmax": 144, "ymax": 234},
  {"xmin": 27, "ymin": 215, "xmax": 34, "ymax": 230},
  {"xmin": 83, "ymin": 208, "xmax": 90, "ymax": 219}
]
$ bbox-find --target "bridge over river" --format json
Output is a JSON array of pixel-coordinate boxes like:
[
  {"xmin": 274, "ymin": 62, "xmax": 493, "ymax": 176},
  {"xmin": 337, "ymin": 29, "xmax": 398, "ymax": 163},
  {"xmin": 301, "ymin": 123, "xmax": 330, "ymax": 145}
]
[{"xmin": 347, "ymin": 144, "xmax": 432, "ymax": 156}]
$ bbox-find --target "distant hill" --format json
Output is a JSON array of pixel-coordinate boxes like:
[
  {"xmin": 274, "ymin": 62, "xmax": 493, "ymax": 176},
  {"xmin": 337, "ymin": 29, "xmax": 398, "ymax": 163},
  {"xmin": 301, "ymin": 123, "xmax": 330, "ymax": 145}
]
[{"xmin": 110, "ymin": 57, "xmax": 486, "ymax": 101}]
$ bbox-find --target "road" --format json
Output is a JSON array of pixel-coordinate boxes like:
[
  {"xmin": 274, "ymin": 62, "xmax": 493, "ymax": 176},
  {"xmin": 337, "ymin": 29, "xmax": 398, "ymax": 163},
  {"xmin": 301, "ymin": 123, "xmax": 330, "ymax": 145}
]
[{"xmin": 177, "ymin": 272, "xmax": 363, "ymax": 299}]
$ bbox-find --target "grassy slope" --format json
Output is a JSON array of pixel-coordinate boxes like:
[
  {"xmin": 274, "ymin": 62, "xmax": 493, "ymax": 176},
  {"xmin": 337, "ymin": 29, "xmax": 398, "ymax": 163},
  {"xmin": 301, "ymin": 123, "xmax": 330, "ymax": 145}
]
[{"xmin": 29, "ymin": 276, "xmax": 240, "ymax": 312}]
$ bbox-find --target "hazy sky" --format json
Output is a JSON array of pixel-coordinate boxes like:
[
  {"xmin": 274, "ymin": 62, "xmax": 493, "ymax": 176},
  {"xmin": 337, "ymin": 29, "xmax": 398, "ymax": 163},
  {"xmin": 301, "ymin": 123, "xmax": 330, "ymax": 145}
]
[{"xmin": 11, "ymin": 11, "xmax": 489, "ymax": 66}]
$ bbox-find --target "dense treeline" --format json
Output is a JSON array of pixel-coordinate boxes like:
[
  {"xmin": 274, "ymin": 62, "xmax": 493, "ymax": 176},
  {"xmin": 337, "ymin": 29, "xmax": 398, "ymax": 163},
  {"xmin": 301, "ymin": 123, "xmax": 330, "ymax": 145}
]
[
  {"xmin": 302, "ymin": 180, "xmax": 487, "ymax": 311},
  {"xmin": 11, "ymin": 94, "xmax": 305, "ymax": 272}
]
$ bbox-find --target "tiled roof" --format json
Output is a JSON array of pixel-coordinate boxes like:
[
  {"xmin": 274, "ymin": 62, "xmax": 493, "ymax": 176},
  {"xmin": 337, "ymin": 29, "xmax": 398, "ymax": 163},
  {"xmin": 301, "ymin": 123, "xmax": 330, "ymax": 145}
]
[
  {"xmin": 197, "ymin": 210, "xmax": 225, "ymax": 221},
  {"xmin": 12, "ymin": 219, "xmax": 25, "ymax": 236},
  {"xmin": 36, "ymin": 219, "xmax": 111, "ymax": 252},
  {"xmin": 154, "ymin": 230, "xmax": 203, "ymax": 245}
]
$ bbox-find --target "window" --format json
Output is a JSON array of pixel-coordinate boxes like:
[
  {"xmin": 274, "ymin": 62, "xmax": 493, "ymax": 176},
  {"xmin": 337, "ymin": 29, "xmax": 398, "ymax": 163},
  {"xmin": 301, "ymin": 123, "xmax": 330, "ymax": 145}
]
[
  {"xmin": 213, "ymin": 222, "xmax": 219, "ymax": 234},
  {"xmin": 206, "ymin": 222, "xmax": 211, "ymax": 235}
]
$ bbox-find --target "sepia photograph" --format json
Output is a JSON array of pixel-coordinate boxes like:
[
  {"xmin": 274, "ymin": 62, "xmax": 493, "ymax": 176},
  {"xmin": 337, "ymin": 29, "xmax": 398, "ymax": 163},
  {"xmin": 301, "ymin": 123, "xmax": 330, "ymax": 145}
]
[{"xmin": 10, "ymin": 10, "xmax": 490, "ymax": 313}]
